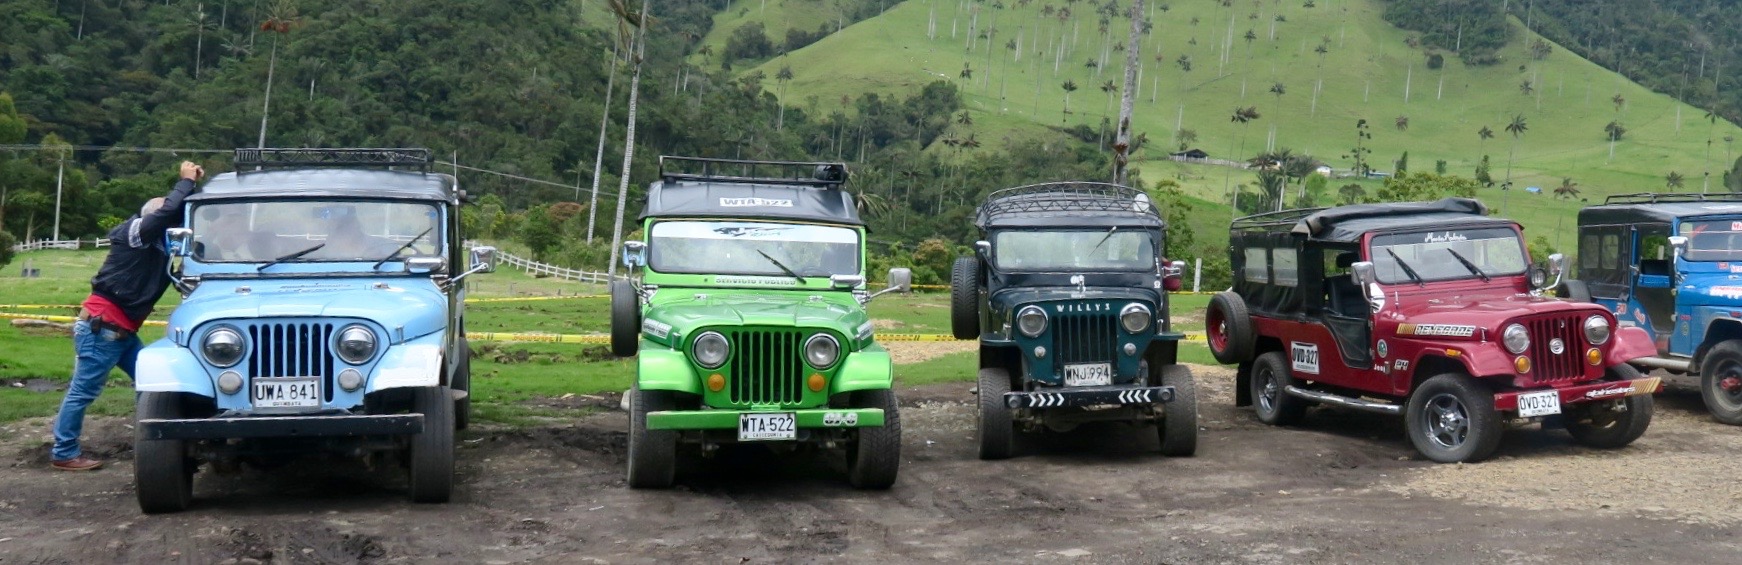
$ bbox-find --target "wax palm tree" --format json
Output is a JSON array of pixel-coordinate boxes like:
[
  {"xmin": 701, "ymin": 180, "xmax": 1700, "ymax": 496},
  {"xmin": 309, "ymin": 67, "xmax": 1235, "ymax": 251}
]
[
  {"xmin": 607, "ymin": 0, "xmax": 654, "ymax": 277},
  {"xmin": 1666, "ymin": 171, "xmax": 1686, "ymax": 190},
  {"xmin": 1395, "ymin": 115, "xmax": 1409, "ymax": 131},
  {"xmin": 585, "ymin": 40, "xmax": 623, "ymax": 244},
  {"xmin": 1061, "ymin": 80, "xmax": 1079, "ymax": 120},
  {"xmin": 1553, "ymin": 177, "xmax": 1580, "ymax": 200},
  {"xmin": 255, "ymin": 1, "xmax": 299, "ymax": 149},
  {"xmin": 775, "ymin": 64, "xmax": 794, "ymax": 130},
  {"xmin": 1502, "ymin": 114, "xmax": 1528, "ymax": 210},
  {"xmin": 1477, "ymin": 125, "xmax": 1494, "ymax": 153}
]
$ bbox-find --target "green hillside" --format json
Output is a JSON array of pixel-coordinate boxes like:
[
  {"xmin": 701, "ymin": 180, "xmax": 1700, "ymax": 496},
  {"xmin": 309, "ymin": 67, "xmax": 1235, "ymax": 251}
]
[{"xmin": 728, "ymin": 0, "xmax": 1742, "ymax": 251}]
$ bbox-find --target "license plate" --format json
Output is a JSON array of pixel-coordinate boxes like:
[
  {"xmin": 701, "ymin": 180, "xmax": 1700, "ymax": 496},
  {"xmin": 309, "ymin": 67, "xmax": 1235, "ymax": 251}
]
[
  {"xmin": 1516, "ymin": 390, "xmax": 1562, "ymax": 417},
  {"xmin": 738, "ymin": 412, "xmax": 796, "ymax": 441},
  {"xmin": 1063, "ymin": 363, "xmax": 1113, "ymax": 387},
  {"xmin": 252, "ymin": 377, "xmax": 320, "ymax": 409}
]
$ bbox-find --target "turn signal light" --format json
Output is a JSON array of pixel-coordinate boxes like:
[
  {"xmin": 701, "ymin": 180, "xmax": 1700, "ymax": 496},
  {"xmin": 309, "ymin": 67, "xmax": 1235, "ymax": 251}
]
[
  {"xmin": 807, "ymin": 373, "xmax": 827, "ymax": 392},
  {"xmin": 1514, "ymin": 356, "xmax": 1532, "ymax": 374},
  {"xmin": 1587, "ymin": 348, "xmax": 1602, "ymax": 366},
  {"xmin": 707, "ymin": 373, "xmax": 725, "ymax": 392}
]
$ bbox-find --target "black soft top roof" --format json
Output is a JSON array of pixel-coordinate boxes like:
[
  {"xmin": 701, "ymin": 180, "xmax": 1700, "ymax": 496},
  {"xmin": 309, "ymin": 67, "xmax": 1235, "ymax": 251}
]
[
  {"xmin": 638, "ymin": 156, "xmax": 862, "ymax": 225},
  {"xmin": 1580, "ymin": 193, "xmax": 1742, "ymax": 225},
  {"xmin": 974, "ymin": 182, "xmax": 1164, "ymax": 229},
  {"xmin": 188, "ymin": 148, "xmax": 455, "ymax": 203},
  {"xmin": 1233, "ymin": 198, "xmax": 1512, "ymax": 243}
]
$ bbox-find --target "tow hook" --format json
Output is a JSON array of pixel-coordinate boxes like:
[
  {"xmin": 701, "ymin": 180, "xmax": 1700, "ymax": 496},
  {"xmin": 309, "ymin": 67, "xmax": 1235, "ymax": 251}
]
[{"xmin": 1720, "ymin": 377, "xmax": 1742, "ymax": 393}]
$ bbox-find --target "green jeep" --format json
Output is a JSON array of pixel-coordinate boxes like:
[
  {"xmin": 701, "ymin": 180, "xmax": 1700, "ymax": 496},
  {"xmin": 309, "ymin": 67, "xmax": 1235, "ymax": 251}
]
[{"xmin": 610, "ymin": 157, "xmax": 909, "ymax": 489}]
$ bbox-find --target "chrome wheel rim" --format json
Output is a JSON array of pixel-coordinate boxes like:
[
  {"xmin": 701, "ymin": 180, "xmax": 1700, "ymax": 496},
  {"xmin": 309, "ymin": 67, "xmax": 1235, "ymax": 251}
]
[{"xmin": 1422, "ymin": 393, "xmax": 1470, "ymax": 450}]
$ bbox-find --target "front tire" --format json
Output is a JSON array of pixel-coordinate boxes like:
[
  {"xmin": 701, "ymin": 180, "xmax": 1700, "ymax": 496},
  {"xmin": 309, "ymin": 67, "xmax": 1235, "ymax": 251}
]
[
  {"xmin": 1155, "ymin": 365, "xmax": 1198, "ymax": 457},
  {"xmin": 135, "ymin": 392, "xmax": 194, "ymax": 514},
  {"xmin": 1565, "ymin": 363, "xmax": 1654, "ymax": 448},
  {"xmin": 1206, "ymin": 292, "xmax": 1255, "ymax": 364},
  {"xmin": 1250, "ymin": 351, "xmax": 1307, "ymax": 426},
  {"xmin": 610, "ymin": 279, "xmax": 641, "ymax": 358},
  {"xmin": 1699, "ymin": 340, "xmax": 1742, "ymax": 425},
  {"xmin": 1405, "ymin": 374, "xmax": 1503, "ymax": 463},
  {"xmin": 950, "ymin": 257, "xmax": 982, "ymax": 340},
  {"xmin": 408, "ymin": 386, "xmax": 455, "ymax": 503},
  {"xmin": 453, "ymin": 338, "xmax": 472, "ymax": 431},
  {"xmin": 626, "ymin": 384, "xmax": 678, "ymax": 488},
  {"xmin": 976, "ymin": 368, "xmax": 1016, "ymax": 460},
  {"xmin": 847, "ymin": 389, "xmax": 901, "ymax": 490}
]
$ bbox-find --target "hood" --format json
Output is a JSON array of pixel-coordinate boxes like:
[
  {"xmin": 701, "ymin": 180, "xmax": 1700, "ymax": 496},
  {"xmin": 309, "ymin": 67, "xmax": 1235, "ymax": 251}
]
[
  {"xmin": 990, "ymin": 286, "xmax": 1160, "ymax": 312},
  {"xmin": 644, "ymin": 289, "xmax": 867, "ymax": 336},
  {"xmin": 1389, "ymin": 285, "xmax": 1607, "ymax": 326},
  {"xmin": 170, "ymin": 278, "xmax": 449, "ymax": 342}
]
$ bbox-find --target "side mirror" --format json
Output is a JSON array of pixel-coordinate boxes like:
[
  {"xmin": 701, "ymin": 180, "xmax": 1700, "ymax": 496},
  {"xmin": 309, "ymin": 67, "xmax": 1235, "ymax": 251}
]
[
  {"xmin": 406, "ymin": 256, "xmax": 444, "ymax": 274},
  {"xmin": 469, "ymin": 246, "xmax": 498, "ymax": 274},
  {"xmin": 868, "ymin": 268, "xmax": 912, "ymax": 300},
  {"xmin": 1163, "ymin": 260, "xmax": 1185, "ymax": 292},
  {"xmin": 1537, "ymin": 252, "xmax": 1567, "ymax": 293},
  {"xmin": 1351, "ymin": 261, "xmax": 1385, "ymax": 313},
  {"xmin": 621, "ymin": 240, "xmax": 647, "ymax": 268},
  {"xmin": 166, "ymin": 228, "xmax": 194, "ymax": 257},
  {"xmin": 1668, "ymin": 236, "xmax": 1690, "ymax": 257},
  {"xmin": 974, "ymin": 240, "xmax": 992, "ymax": 260},
  {"xmin": 830, "ymin": 274, "xmax": 866, "ymax": 289}
]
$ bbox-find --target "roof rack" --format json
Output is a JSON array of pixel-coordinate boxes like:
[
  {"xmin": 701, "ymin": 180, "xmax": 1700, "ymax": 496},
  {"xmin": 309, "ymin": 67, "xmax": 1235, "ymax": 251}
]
[
  {"xmin": 234, "ymin": 148, "xmax": 433, "ymax": 172},
  {"xmin": 977, "ymin": 182, "xmax": 1155, "ymax": 218},
  {"xmin": 658, "ymin": 156, "xmax": 849, "ymax": 188},
  {"xmin": 1604, "ymin": 192, "xmax": 1742, "ymax": 205},
  {"xmin": 1231, "ymin": 206, "xmax": 1328, "ymax": 231}
]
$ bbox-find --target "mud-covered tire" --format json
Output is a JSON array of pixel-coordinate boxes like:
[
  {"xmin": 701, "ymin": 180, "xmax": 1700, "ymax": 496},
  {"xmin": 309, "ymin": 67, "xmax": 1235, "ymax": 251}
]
[
  {"xmin": 1566, "ymin": 364, "xmax": 1654, "ymax": 448},
  {"xmin": 1155, "ymin": 365, "xmax": 1198, "ymax": 457},
  {"xmin": 976, "ymin": 368, "xmax": 1016, "ymax": 460},
  {"xmin": 626, "ymin": 384, "xmax": 678, "ymax": 488},
  {"xmin": 1250, "ymin": 351, "xmax": 1307, "ymax": 426},
  {"xmin": 847, "ymin": 389, "xmax": 901, "ymax": 489},
  {"xmin": 135, "ymin": 392, "xmax": 194, "ymax": 514},
  {"xmin": 950, "ymin": 257, "xmax": 982, "ymax": 340},
  {"xmin": 1405, "ymin": 374, "xmax": 1503, "ymax": 463},
  {"xmin": 1699, "ymin": 340, "xmax": 1742, "ymax": 425},
  {"xmin": 409, "ymin": 386, "xmax": 455, "ymax": 503},
  {"xmin": 1206, "ymin": 292, "xmax": 1255, "ymax": 364},
  {"xmin": 609, "ymin": 279, "xmax": 640, "ymax": 358},
  {"xmin": 452, "ymin": 338, "xmax": 472, "ymax": 431},
  {"xmin": 1557, "ymin": 279, "xmax": 1593, "ymax": 303}
]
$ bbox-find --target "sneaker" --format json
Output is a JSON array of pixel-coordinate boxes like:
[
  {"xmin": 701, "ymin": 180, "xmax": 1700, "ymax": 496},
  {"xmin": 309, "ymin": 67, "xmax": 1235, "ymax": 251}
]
[{"xmin": 50, "ymin": 455, "xmax": 103, "ymax": 471}]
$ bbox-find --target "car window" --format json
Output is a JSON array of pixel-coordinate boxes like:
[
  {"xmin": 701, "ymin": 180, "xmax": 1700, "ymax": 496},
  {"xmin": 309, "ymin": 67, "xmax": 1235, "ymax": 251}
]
[
  {"xmin": 1600, "ymin": 234, "xmax": 1620, "ymax": 270},
  {"xmin": 991, "ymin": 230, "xmax": 1155, "ymax": 272},
  {"xmin": 1370, "ymin": 227, "xmax": 1527, "ymax": 284},
  {"xmin": 1272, "ymin": 248, "xmax": 1299, "ymax": 287},
  {"xmin": 1243, "ymin": 247, "xmax": 1269, "ymax": 283},
  {"xmin": 1580, "ymin": 233, "xmax": 1601, "ymax": 270},
  {"xmin": 648, "ymin": 221, "xmax": 860, "ymax": 277},
  {"xmin": 1679, "ymin": 220, "xmax": 1742, "ymax": 262},
  {"xmin": 190, "ymin": 200, "xmax": 441, "ymax": 263}
]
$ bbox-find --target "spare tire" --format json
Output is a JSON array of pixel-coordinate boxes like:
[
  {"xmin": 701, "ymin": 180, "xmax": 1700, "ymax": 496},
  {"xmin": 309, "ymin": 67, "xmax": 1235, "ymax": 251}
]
[
  {"xmin": 610, "ymin": 279, "xmax": 641, "ymax": 358},
  {"xmin": 1558, "ymin": 279, "xmax": 1593, "ymax": 303},
  {"xmin": 950, "ymin": 256, "xmax": 982, "ymax": 340},
  {"xmin": 1206, "ymin": 291, "xmax": 1256, "ymax": 364}
]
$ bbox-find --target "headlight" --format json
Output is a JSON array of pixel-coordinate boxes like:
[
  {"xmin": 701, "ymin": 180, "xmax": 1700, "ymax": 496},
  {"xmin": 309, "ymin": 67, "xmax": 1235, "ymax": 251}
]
[
  {"xmin": 1120, "ymin": 303, "xmax": 1152, "ymax": 333},
  {"xmin": 202, "ymin": 326, "xmax": 245, "ymax": 367},
  {"xmin": 694, "ymin": 331, "xmax": 729, "ymax": 368},
  {"xmin": 1017, "ymin": 305, "xmax": 1048, "ymax": 337},
  {"xmin": 804, "ymin": 333, "xmax": 840, "ymax": 368},
  {"xmin": 1584, "ymin": 315, "xmax": 1611, "ymax": 345},
  {"xmin": 336, "ymin": 325, "xmax": 377, "ymax": 364},
  {"xmin": 1502, "ymin": 323, "xmax": 1530, "ymax": 354}
]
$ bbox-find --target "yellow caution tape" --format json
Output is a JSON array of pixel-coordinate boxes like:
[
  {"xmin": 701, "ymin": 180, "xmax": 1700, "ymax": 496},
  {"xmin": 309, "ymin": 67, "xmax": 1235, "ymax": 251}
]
[
  {"xmin": 0, "ymin": 311, "xmax": 168, "ymax": 327},
  {"xmin": 0, "ymin": 304, "xmax": 82, "ymax": 309}
]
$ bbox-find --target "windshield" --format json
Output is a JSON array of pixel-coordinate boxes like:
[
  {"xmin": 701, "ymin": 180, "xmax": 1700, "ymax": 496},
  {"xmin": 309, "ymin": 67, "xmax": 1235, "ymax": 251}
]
[
  {"xmin": 1680, "ymin": 220, "xmax": 1742, "ymax": 262},
  {"xmin": 189, "ymin": 200, "xmax": 442, "ymax": 263},
  {"xmin": 1370, "ymin": 227, "xmax": 1527, "ymax": 284},
  {"xmin": 992, "ymin": 230, "xmax": 1156, "ymax": 271},
  {"xmin": 648, "ymin": 221, "xmax": 861, "ymax": 277}
]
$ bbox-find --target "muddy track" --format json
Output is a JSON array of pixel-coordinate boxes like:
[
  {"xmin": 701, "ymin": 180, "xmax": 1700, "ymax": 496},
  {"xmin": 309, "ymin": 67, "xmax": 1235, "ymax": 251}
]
[{"xmin": 2, "ymin": 366, "xmax": 1739, "ymax": 563}]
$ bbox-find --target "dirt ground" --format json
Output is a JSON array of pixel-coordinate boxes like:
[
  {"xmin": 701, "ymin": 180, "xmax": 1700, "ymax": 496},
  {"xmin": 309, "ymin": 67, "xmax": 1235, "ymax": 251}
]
[{"xmin": 4, "ymin": 366, "xmax": 1742, "ymax": 564}]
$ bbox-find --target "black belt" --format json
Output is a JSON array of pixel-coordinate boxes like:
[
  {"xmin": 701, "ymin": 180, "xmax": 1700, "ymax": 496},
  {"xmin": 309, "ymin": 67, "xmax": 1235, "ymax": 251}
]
[{"xmin": 78, "ymin": 310, "xmax": 135, "ymax": 337}]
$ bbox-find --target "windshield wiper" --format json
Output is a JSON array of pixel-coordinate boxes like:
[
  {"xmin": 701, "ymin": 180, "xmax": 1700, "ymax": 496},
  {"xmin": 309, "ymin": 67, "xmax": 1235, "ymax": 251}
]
[
  {"xmin": 1088, "ymin": 226, "xmax": 1120, "ymax": 255},
  {"xmin": 258, "ymin": 243, "xmax": 326, "ymax": 272},
  {"xmin": 1385, "ymin": 248, "xmax": 1424, "ymax": 285},
  {"xmin": 756, "ymin": 249, "xmax": 803, "ymax": 280},
  {"xmin": 1445, "ymin": 248, "xmax": 1490, "ymax": 282},
  {"xmin": 371, "ymin": 228, "xmax": 434, "ymax": 270}
]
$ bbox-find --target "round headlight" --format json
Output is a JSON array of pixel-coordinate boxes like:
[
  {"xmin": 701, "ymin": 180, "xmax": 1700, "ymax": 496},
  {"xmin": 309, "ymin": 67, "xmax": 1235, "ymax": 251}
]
[
  {"xmin": 1120, "ymin": 303, "xmax": 1152, "ymax": 333},
  {"xmin": 1502, "ymin": 323, "xmax": 1530, "ymax": 354},
  {"xmin": 804, "ymin": 333, "xmax": 840, "ymax": 368},
  {"xmin": 694, "ymin": 331, "xmax": 730, "ymax": 369},
  {"xmin": 202, "ymin": 326, "xmax": 245, "ymax": 368},
  {"xmin": 336, "ymin": 325, "xmax": 377, "ymax": 364},
  {"xmin": 1584, "ymin": 315, "xmax": 1612, "ymax": 345},
  {"xmin": 1017, "ymin": 305, "xmax": 1048, "ymax": 338},
  {"xmin": 1529, "ymin": 268, "xmax": 1548, "ymax": 288}
]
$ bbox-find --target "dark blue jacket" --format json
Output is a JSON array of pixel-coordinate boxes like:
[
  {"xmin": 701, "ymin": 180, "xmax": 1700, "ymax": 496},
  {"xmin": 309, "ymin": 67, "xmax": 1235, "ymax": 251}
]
[{"xmin": 89, "ymin": 178, "xmax": 197, "ymax": 324}]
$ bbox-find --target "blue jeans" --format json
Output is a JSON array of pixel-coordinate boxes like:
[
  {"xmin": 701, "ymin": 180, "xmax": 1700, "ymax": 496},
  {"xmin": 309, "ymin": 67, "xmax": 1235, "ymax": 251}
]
[{"xmin": 51, "ymin": 320, "xmax": 142, "ymax": 461}]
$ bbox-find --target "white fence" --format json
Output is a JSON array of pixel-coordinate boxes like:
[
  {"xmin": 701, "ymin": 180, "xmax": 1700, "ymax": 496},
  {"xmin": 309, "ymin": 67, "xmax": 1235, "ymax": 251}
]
[
  {"xmin": 10, "ymin": 238, "xmax": 111, "ymax": 252},
  {"xmin": 489, "ymin": 247, "xmax": 618, "ymax": 284}
]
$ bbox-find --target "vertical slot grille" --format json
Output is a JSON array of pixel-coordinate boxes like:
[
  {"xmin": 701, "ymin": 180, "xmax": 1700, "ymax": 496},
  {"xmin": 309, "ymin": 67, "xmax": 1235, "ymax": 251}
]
[
  {"xmin": 725, "ymin": 329, "xmax": 805, "ymax": 405},
  {"xmin": 1054, "ymin": 308, "xmax": 1118, "ymax": 365},
  {"xmin": 246, "ymin": 323, "xmax": 337, "ymax": 400},
  {"xmin": 1525, "ymin": 315, "xmax": 1584, "ymax": 383}
]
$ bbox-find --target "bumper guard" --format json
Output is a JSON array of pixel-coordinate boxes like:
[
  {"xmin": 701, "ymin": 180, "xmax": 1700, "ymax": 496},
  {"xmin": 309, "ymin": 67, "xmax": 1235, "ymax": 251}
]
[
  {"xmin": 139, "ymin": 414, "xmax": 425, "ymax": 440},
  {"xmin": 1004, "ymin": 385, "xmax": 1176, "ymax": 409}
]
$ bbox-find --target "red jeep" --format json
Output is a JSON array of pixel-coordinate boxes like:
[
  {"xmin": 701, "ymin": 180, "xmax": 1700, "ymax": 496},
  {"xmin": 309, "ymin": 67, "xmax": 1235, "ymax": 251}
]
[{"xmin": 1209, "ymin": 198, "xmax": 1662, "ymax": 463}]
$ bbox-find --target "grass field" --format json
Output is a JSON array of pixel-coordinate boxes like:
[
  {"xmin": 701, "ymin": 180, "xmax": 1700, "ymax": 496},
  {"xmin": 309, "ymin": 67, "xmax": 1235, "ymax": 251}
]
[{"xmin": 713, "ymin": 0, "xmax": 1742, "ymax": 252}]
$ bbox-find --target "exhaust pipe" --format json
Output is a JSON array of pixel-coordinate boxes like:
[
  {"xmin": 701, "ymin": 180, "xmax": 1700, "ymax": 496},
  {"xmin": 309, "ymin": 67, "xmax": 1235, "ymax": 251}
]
[{"xmin": 1284, "ymin": 386, "xmax": 1402, "ymax": 415}]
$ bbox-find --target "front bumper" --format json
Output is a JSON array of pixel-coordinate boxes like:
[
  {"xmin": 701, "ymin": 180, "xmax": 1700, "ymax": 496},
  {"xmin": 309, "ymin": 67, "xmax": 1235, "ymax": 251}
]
[
  {"xmin": 1493, "ymin": 376, "xmax": 1662, "ymax": 411},
  {"xmin": 138, "ymin": 414, "xmax": 425, "ymax": 440},
  {"xmin": 1004, "ymin": 384, "xmax": 1176, "ymax": 409},
  {"xmin": 645, "ymin": 408, "xmax": 886, "ymax": 430}
]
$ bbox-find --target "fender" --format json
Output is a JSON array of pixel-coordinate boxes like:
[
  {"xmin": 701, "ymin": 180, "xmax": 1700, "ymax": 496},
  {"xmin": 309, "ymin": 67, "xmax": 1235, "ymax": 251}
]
[
  {"xmin": 638, "ymin": 345, "xmax": 702, "ymax": 394},
  {"xmin": 134, "ymin": 341, "xmax": 216, "ymax": 398},
  {"xmin": 368, "ymin": 331, "xmax": 445, "ymax": 392},
  {"xmin": 1607, "ymin": 326, "xmax": 1657, "ymax": 365},
  {"xmin": 832, "ymin": 345, "xmax": 893, "ymax": 394}
]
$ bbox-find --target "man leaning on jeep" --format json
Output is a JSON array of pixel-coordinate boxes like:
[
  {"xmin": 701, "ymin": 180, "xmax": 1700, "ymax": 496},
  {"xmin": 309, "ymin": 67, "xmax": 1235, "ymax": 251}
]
[{"xmin": 49, "ymin": 161, "xmax": 203, "ymax": 471}]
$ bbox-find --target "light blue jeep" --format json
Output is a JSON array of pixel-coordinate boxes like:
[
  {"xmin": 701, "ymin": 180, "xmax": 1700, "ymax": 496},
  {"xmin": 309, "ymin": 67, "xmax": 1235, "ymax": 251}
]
[{"xmin": 131, "ymin": 148, "xmax": 496, "ymax": 513}]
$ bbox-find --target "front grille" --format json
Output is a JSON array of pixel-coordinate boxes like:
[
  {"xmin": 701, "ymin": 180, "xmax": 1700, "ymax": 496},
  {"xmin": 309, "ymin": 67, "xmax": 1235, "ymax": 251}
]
[
  {"xmin": 725, "ymin": 329, "xmax": 806, "ymax": 405},
  {"xmin": 1054, "ymin": 308, "xmax": 1120, "ymax": 365},
  {"xmin": 1525, "ymin": 314, "xmax": 1584, "ymax": 382},
  {"xmin": 246, "ymin": 323, "xmax": 338, "ymax": 401}
]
